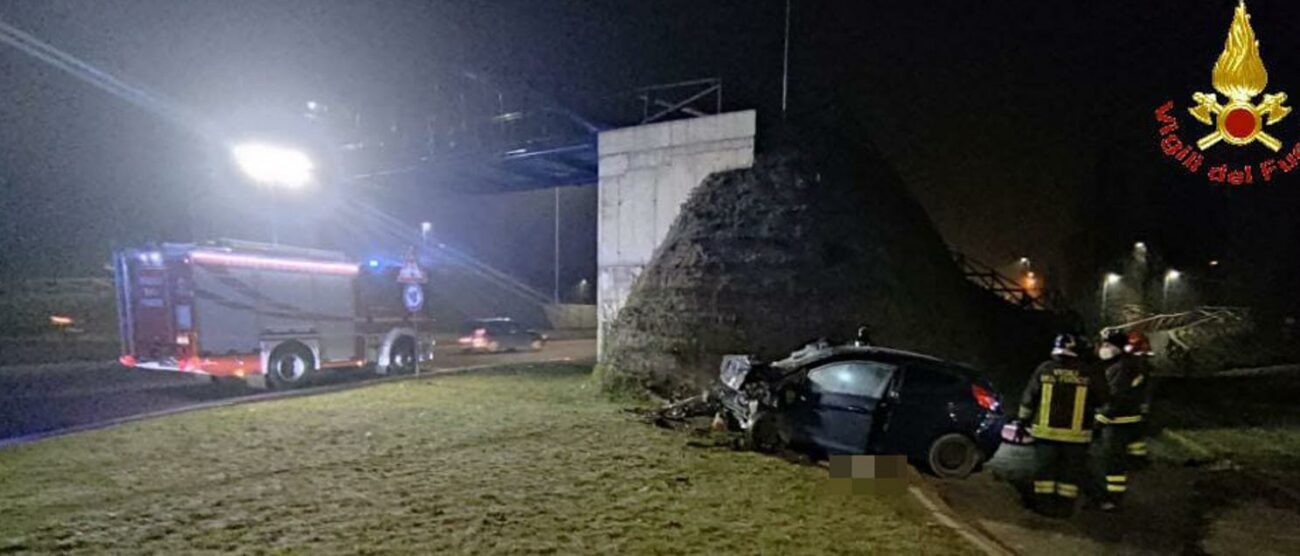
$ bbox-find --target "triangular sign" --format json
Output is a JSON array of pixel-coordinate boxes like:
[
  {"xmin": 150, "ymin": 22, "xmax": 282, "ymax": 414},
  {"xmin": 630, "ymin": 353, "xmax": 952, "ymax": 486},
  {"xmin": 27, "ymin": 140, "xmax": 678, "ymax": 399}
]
[{"xmin": 396, "ymin": 250, "xmax": 427, "ymax": 284}]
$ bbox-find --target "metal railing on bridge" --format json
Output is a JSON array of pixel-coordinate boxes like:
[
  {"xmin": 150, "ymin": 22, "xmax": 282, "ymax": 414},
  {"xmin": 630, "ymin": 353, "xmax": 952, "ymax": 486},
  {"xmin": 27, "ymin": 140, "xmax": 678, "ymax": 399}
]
[{"xmin": 951, "ymin": 250, "xmax": 1063, "ymax": 311}]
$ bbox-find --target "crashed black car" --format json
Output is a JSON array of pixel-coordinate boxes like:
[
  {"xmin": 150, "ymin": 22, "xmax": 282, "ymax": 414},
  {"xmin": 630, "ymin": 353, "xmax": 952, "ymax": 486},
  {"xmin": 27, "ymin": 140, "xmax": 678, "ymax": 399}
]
[{"xmin": 716, "ymin": 339, "xmax": 1005, "ymax": 478}]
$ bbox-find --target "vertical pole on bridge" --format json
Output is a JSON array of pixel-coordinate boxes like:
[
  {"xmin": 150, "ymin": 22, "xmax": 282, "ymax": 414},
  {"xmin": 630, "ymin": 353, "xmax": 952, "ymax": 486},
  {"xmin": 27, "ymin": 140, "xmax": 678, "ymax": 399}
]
[{"xmin": 553, "ymin": 186, "xmax": 561, "ymax": 304}]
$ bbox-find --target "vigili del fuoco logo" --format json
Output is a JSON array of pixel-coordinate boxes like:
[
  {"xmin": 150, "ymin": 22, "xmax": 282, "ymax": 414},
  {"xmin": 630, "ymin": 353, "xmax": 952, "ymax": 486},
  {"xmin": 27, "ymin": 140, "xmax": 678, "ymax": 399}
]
[{"xmin": 1155, "ymin": 1, "xmax": 1299, "ymax": 186}]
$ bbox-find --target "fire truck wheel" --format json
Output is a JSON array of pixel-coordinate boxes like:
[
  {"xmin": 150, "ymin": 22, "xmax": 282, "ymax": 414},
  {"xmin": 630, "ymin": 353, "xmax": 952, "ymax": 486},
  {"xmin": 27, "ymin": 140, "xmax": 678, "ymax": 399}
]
[
  {"xmin": 267, "ymin": 343, "xmax": 315, "ymax": 389},
  {"xmin": 389, "ymin": 336, "xmax": 417, "ymax": 375}
]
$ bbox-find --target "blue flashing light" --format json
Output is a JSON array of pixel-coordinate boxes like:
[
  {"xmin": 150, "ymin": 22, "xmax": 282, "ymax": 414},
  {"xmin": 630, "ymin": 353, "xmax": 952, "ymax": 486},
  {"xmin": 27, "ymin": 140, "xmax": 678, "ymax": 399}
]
[{"xmin": 368, "ymin": 259, "xmax": 381, "ymax": 268}]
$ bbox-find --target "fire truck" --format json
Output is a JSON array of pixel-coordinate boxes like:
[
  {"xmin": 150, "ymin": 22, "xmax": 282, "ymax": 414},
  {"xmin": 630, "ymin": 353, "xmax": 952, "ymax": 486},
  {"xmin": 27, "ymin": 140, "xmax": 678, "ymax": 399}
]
[{"xmin": 112, "ymin": 239, "xmax": 433, "ymax": 388}]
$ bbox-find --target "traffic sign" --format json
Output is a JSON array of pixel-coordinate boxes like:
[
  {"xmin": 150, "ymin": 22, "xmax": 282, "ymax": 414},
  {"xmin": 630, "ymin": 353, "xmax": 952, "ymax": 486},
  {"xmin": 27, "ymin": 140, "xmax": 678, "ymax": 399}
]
[
  {"xmin": 403, "ymin": 284, "xmax": 424, "ymax": 313},
  {"xmin": 397, "ymin": 250, "xmax": 427, "ymax": 284}
]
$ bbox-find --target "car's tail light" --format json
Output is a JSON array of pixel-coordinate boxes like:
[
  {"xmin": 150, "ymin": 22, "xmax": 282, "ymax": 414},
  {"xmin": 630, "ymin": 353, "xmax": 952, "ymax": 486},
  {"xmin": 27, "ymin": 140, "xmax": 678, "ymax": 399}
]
[
  {"xmin": 474, "ymin": 328, "xmax": 487, "ymax": 337},
  {"xmin": 118, "ymin": 354, "xmax": 137, "ymax": 367},
  {"xmin": 972, "ymin": 384, "xmax": 1000, "ymax": 412}
]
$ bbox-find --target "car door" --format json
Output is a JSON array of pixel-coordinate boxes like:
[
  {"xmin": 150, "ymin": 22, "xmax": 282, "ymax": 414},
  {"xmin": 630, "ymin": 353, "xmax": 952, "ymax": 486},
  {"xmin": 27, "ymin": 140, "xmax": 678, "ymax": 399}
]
[
  {"xmin": 879, "ymin": 364, "xmax": 968, "ymax": 455},
  {"xmin": 791, "ymin": 360, "xmax": 899, "ymax": 455},
  {"xmin": 503, "ymin": 322, "xmax": 526, "ymax": 349}
]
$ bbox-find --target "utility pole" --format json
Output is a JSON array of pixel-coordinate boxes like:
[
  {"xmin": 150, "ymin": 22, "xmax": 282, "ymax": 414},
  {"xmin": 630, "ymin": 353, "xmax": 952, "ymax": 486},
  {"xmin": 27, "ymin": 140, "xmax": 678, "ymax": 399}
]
[
  {"xmin": 781, "ymin": 0, "xmax": 791, "ymax": 119},
  {"xmin": 553, "ymin": 187, "xmax": 561, "ymax": 304}
]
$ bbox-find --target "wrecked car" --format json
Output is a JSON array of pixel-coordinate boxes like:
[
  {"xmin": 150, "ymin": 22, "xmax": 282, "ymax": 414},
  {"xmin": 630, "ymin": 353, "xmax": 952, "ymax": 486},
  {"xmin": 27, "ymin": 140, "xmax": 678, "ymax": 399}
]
[{"xmin": 716, "ymin": 339, "xmax": 1004, "ymax": 478}]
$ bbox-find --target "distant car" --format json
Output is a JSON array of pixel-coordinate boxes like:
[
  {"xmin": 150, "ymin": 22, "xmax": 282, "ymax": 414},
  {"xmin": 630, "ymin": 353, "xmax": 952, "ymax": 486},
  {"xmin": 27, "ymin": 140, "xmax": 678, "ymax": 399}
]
[
  {"xmin": 716, "ymin": 340, "xmax": 1004, "ymax": 478},
  {"xmin": 458, "ymin": 318, "xmax": 546, "ymax": 353}
]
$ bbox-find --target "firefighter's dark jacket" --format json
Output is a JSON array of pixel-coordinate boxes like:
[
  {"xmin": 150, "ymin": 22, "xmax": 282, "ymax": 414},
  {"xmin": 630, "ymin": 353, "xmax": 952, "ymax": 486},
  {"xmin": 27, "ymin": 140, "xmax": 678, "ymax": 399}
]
[
  {"xmin": 1018, "ymin": 356, "xmax": 1108, "ymax": 443},
  {"xmin": 1096, "ymin": 355, "xmax": 1152, "ymax": 425}
]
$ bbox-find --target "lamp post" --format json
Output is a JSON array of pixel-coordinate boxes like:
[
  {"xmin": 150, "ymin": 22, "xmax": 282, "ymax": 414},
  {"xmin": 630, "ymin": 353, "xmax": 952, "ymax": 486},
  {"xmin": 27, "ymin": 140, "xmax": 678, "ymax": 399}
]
[
  {"xmin": 1101, "ymin": 273, "xmax": 1121, "ymax": 324},
  {"xmin": 1163, "ymin": 269, "xmax": 1181, "ymax": 311},
  {"xmin": 231, "ymin": 142, "xmax": 314, "ymax": 244}
]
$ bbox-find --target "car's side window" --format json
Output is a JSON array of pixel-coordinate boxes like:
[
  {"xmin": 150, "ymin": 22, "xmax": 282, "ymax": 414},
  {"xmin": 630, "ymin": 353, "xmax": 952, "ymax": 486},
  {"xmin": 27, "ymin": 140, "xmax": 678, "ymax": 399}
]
[
  {"xmin": 808, "ymin": 361, "xmax": 897, "ymax": 398},
  {"xmin": 901, "ymin": 365, "xmax": 964, "ymax": 396}
]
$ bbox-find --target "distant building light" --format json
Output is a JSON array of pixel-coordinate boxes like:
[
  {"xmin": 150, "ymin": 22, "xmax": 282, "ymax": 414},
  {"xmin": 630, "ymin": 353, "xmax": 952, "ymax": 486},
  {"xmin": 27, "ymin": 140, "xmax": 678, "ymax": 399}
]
[{"xmin": 1209, "ymin": 259, "xmax": 1220, "ymax": 267}]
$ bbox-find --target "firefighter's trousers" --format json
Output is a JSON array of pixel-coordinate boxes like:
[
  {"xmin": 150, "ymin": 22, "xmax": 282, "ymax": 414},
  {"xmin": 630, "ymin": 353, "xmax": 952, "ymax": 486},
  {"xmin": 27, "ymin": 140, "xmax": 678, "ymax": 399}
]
[
  {"xmin": 1031, "ymin": 439, "xmax": 1089, "ymax": 515},
  {"xmin": 1098, "ymin": 423, "xmax": 1144, "ymax": 504}
]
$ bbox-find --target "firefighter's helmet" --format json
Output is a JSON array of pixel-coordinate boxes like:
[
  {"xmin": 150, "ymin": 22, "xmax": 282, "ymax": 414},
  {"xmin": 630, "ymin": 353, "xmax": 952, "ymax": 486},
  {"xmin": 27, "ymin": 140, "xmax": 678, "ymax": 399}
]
[
  {"xmin": 1051, "ymin": 333, "xmax": 1080, "ymax": 357},
  {"xmin": 1102, "ymin": 331, "xmax": 1130, "ymax": 350},
  {"xmin": 1126, "ymin": 331, "xmax": 1153, "ymax": 355}
]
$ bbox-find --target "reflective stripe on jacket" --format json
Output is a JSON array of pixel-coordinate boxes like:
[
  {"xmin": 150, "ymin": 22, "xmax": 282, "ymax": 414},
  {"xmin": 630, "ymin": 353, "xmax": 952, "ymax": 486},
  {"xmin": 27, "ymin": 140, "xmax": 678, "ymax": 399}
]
[{"xmin": 1018, "ymin": 357, "xmax": 1107, "ymax": 444}]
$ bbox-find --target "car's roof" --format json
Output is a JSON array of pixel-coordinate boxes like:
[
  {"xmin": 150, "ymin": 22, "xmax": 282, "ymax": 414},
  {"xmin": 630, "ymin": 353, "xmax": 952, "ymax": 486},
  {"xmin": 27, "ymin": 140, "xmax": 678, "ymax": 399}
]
[
  {"xmin": 772, "ymin": 342, "xmax": 980, "ymax": 379},
  {"xmin": 774, "ymin": 343, "xmax": 937, "ymax": 367}
]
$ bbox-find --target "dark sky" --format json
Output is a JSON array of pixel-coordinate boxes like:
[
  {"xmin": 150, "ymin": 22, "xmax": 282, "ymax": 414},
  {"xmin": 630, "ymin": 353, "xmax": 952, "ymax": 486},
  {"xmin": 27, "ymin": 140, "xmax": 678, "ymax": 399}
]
[{"xmin": 2, "ymin": 1, "xmax": 1298, "ymax": 312}]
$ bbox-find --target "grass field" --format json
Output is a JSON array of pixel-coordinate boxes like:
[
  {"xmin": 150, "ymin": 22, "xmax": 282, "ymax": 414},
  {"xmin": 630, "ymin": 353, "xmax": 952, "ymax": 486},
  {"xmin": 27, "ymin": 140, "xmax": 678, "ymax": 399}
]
[{"xmin": 0, "ymin": 363, "xmax": 973, "ymax": 554}]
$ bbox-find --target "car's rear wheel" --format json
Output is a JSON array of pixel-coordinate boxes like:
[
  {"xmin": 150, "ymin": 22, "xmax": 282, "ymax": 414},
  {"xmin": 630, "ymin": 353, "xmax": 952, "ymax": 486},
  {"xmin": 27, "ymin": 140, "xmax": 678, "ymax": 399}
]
[
  {"xmin": 266, "ymin": 343, "xmax": 315, "ymax": 389},
  {"xmin": 926, "ymin": 433, "xmax": 980, "ymax": 478}
]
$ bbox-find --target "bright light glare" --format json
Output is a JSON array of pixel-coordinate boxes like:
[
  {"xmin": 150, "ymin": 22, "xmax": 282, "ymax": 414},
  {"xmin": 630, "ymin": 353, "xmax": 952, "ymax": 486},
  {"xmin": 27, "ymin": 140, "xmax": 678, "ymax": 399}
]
[
  {"xmin": 231, "ymin": 143, "xmax": 314, "ymax": 188},
  {"xmin": 1104, "ymin": 273, "xmax": 1122, "ymax": 285},
  {"xmin": 1166, "ymin": 269, "xmax": 1181, "ymax": 281},
  {"xmin": 1134, "ymin": 241, "xmax": 1147, "ymax": 251}
]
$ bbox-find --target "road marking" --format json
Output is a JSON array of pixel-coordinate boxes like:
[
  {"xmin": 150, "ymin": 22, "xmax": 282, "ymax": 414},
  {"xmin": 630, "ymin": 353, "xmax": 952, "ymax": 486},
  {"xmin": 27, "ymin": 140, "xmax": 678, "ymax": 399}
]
[{"xmin": 908, "ymin": 485, "xmax": 1017, "ymax": 556}]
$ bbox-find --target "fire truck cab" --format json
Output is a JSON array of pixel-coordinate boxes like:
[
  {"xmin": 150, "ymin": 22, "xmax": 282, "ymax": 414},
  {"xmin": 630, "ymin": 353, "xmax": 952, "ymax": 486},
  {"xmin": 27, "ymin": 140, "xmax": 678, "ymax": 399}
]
[{"xmin": 112, "ymin": 239, "xmax": 433, "ymax": 388}]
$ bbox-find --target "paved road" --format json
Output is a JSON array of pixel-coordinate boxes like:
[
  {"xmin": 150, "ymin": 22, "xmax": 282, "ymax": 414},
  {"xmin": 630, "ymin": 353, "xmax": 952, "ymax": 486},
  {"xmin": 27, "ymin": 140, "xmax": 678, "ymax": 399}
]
[
  {"xmin": 932, "ymin": 440, "xmax": 1300, "ymax": 554},
  {"xmin": 0, "ymin": 339, "xmax": 595, "ymax": 442}
]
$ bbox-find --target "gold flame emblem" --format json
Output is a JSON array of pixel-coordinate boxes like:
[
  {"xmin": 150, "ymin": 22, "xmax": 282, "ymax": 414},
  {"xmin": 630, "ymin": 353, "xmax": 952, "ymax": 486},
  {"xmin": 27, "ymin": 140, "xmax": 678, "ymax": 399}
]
[{"xmin": 1189, "ymin": 1, "xmax": 1290, "ymax": 151}]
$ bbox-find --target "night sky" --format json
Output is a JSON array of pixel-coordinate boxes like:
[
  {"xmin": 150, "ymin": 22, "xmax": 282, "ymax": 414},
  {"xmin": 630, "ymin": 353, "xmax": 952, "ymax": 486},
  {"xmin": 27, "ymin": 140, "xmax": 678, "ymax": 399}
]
[{"xmin": 2, "ymin": 1, "xmax": 1298, "ymax": 314}]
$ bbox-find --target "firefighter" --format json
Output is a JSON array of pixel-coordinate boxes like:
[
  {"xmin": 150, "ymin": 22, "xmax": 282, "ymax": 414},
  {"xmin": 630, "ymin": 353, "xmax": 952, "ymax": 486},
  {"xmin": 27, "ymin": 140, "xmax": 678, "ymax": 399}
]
[
  {"xmin": 1126, "ymin": 330, "xmax": 1155, "ymax": 467},
  {"xmin": 1092, "ymin": 331, "xmax": 1155, "ymax": 509},
  {"xmin": 1092, "ymin": 331, "xmax": 1141, "ymax": 510},
  {"xmin": 1017, "ymin": 333, "xmax": 1108, "ymax": 517}
]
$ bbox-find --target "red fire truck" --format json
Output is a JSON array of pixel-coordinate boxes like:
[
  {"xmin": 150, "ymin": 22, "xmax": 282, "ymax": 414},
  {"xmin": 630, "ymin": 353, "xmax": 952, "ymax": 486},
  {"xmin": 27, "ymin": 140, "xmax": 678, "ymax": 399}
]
[{"xmin": 112, "ymin": 239, "xmax": 433, "ymax": 388}]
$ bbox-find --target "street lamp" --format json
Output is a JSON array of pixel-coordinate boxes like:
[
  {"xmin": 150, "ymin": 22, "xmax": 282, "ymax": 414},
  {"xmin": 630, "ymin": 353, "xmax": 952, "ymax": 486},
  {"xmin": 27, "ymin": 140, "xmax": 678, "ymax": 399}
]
[
  {"xmin": 231, "ymin": 142, "xmax": 314, "ymax": 244},
  {"xmin": 231, "ymin": 143, "xmax": 314, "ymax": 189},
  {"xmin": 1163, "ymin": 269, "xmax": 1181, "ymax": 311},
  {"xmin": 421, "ymin": 221, "xmax": 433, "ymax": 245},
  {"xmin": 1101, "ymin": 273, "xmax": 1121, "ymax": 323}
]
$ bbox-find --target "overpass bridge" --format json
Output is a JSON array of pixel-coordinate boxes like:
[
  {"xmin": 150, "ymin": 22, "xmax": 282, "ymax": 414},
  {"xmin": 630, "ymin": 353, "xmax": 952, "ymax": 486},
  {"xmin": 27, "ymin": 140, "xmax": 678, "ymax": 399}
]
[
  {"xmin": 315, "ymin": 76, "xmax": 732, "ymax": 329},
  {"xmin": 322, "ymin": 76, "xmax": 726, "ymax": 192}
]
